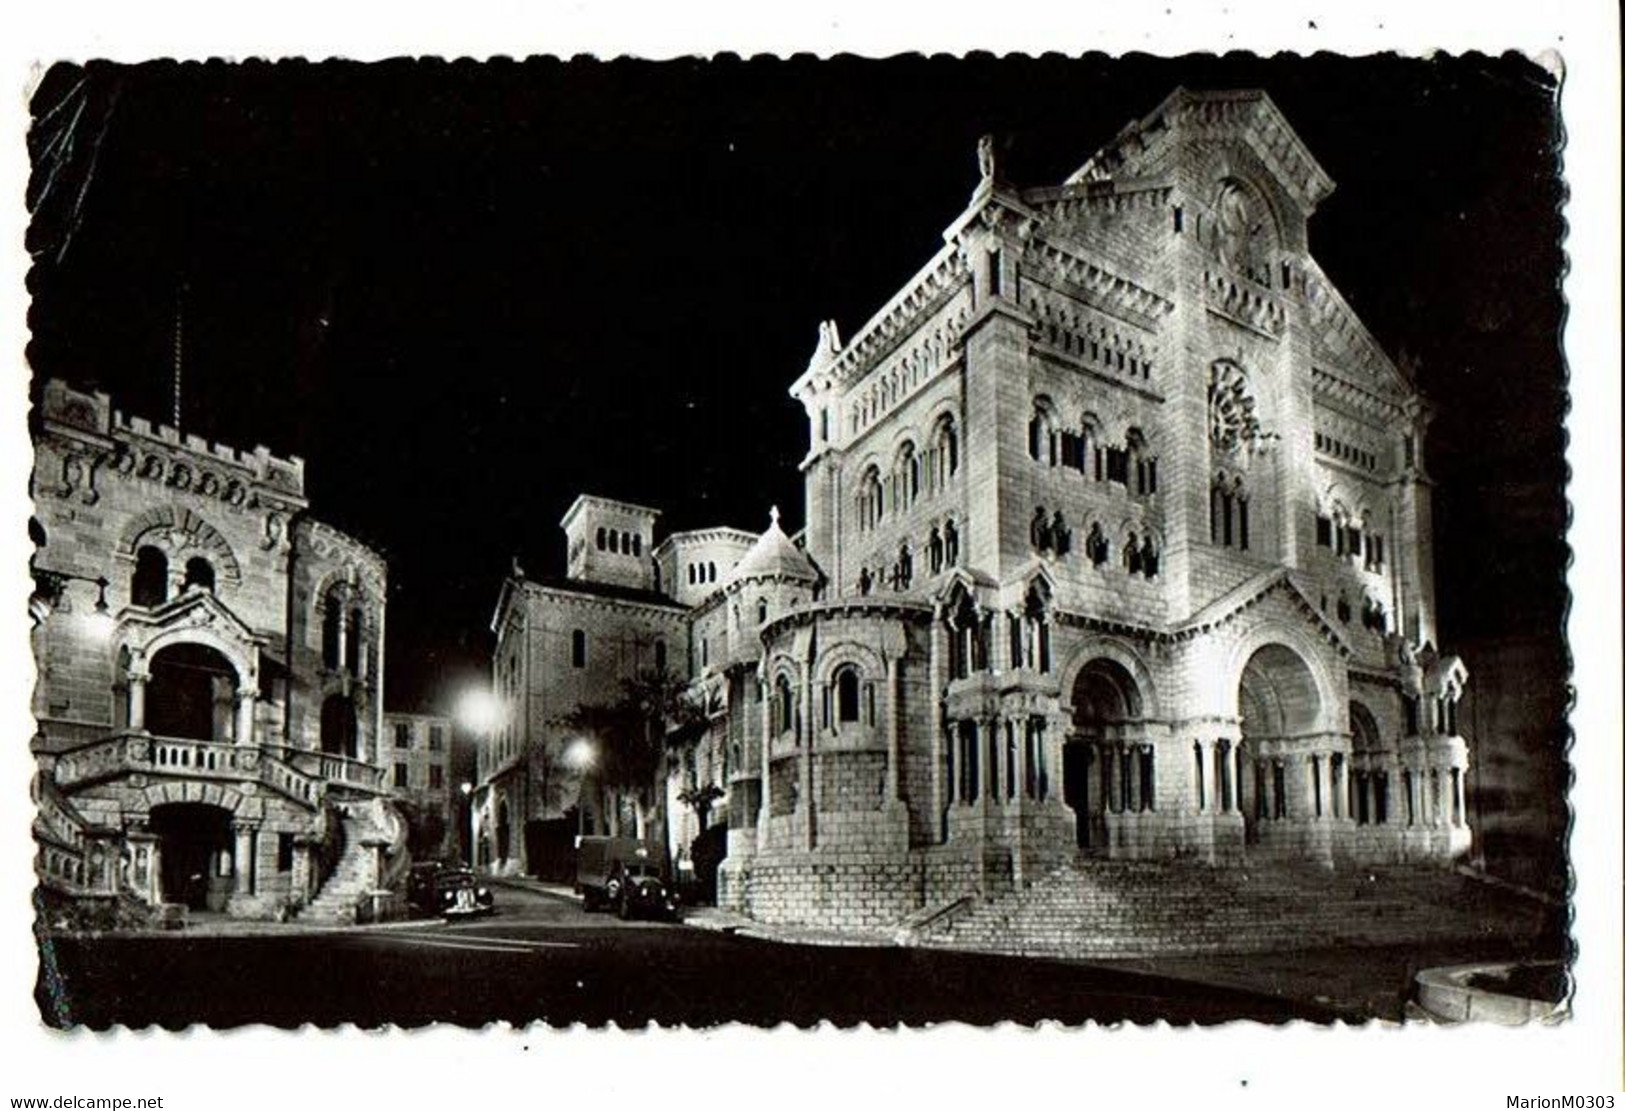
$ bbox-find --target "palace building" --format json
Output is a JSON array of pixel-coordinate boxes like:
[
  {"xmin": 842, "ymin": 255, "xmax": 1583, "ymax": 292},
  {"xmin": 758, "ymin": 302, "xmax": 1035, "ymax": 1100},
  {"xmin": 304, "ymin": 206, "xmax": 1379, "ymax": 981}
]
[
  {"xmin": 477, "ymin": 88, "xmax": 1475, "ymax": 935},
  {"xmin": 30, "ymin": 380, "xmax": 406, "ymax": 923}
]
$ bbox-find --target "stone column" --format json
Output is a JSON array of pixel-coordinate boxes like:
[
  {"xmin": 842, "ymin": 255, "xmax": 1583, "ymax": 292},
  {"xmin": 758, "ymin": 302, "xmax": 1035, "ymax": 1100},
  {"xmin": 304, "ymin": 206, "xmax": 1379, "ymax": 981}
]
[
  {"xmin": 233, "ymin": 822, "xmax": 258, "ymax": 896},
  {"xmin": 146, "ymin": 837, "xmax": 165, "ymax": 904},
  {"xmin": 885, "ymin": 655, "xmax": 901, "ymax": 801},
  {"xmin": 800, "ymin": 663, "xmax": 815, "ymax": 850},
  {"xmin": 1013, "ymin": 714, "xmax": 1029, "ymax": 802},
  {"xmin": 235, "ymin": 689, "xmax": 257, "ymax": 745},
  {"xmin": 128, "ymin": 668, "xmax": 149, "ymax": 732},
  {"xmin": 757, "ymin": 680, "xmax": 772, "ymax": 849},
  {"xmin": 981, "ymin": 715, "xmax": 999, "ymax": 807},
  {"xmin": 929, "ymin": 622, "xmax": 947, "ymax": 836}
]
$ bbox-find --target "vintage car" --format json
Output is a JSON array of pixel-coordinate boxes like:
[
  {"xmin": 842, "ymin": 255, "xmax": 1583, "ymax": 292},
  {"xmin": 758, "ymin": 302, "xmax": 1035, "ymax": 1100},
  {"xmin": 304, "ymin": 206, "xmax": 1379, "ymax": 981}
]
[
  {"xmin": 408, "ymin": 863, "xmax": 495, "ymax": 919},
  {"xmin": 577, "ymin": 837, "xmax": 680, "ymax": 921},
  {"xmin": 611, "ymin": 858, "xmax": 680, "ymax": 921}
]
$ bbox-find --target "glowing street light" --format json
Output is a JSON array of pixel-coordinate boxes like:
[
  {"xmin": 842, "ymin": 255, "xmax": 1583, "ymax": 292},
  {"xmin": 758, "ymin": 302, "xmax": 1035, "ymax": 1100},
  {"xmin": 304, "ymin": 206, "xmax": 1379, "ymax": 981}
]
[
  {"xmin": 456, "ymin": 688, "xmax": 500, "ymax": 734},
  {"xmin": 563, "ymin": 737, "xmax": 597, "ymax": 771}
]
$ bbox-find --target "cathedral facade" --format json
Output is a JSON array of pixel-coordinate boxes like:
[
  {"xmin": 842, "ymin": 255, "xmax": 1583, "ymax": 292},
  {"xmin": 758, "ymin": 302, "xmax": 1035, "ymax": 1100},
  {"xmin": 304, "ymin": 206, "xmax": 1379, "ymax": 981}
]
[
  {"xmin": 482, "ymin": 88, "xmax": 1471, "ymax": 931},
  {"xmin": 30, "ymin": 380, "xmax": 405, "ymax": 922}
]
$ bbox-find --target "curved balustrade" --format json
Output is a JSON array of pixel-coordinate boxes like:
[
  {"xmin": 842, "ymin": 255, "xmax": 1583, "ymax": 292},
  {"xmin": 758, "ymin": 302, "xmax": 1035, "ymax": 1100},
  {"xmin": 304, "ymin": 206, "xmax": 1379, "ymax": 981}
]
[
  {"xmin": 50, "ymin": 733, "xmax": 382, "ymax": 803},
  {"xmin": 270, "ymin": 746, "xmax": 386, "ymax": 792}
]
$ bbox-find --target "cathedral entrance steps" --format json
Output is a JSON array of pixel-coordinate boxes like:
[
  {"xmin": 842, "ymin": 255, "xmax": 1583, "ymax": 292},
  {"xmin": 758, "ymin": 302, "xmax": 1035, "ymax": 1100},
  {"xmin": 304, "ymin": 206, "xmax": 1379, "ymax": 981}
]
[{"xmin": 915, "ymin": 858, "xmax": 1555, "ymax": 960}]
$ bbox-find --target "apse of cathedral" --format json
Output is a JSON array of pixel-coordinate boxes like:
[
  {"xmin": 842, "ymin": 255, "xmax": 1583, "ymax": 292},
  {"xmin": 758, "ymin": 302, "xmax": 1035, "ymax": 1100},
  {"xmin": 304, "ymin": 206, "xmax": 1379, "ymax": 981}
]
[{"xmin": 475, "ymin": 88, "xmax": 1472, "ymax": 932}]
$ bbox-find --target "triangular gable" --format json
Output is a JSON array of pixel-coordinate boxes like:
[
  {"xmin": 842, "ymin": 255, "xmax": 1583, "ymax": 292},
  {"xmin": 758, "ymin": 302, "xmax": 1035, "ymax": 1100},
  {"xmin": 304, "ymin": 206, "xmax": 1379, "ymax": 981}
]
[
  {"xmin": 1068, "ymin": 88, "xmax": 1336, "ymax": 215},
  {"xmin": 1300, "ymin": 256, "xmax": 1413, "ymax": 396},
  {"xmin": 1178, "ymin": 568, "xmax": 1354, "ymax": 658},
  {"xmin": 118, "ymin": 588, "xmax": 263, "ymax": 647}
]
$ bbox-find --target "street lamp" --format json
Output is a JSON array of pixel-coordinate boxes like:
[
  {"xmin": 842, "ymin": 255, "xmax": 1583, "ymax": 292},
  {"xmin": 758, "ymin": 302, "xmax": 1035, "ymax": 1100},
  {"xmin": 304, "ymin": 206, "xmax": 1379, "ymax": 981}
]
[
  {"xmin": 563, "ymin": 738, "xmax": 598, "ymax": 842},
  {"xmin": 31, "ymin": 567, "xmax": 114, "ymax": 640},
  {"xmin": 459, "ymin": 781, "xmax": 474, "ymax": 866},
  {"xmin": 456, "ymin": 688, "xmax": 500, "ymax": 734}
]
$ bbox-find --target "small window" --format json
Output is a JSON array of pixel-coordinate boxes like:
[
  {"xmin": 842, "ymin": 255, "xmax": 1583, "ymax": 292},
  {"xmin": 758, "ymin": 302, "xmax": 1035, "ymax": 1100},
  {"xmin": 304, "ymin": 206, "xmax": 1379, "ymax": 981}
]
[
  {"xmin": 429, "ymin": 764, "xmax": 444, "ymax": 790},
  {"xmin": 132, "ymin": 546, "xmax": 169, "ymax": 608},
  {"xmin": 277, "ymin": 833, "xmax": 295, "ymax": 873},
  {"xmin": 347, "ymin": 608, "xmax": 364, "ymax": 677},
  {"xmin": 757, "ymin": 598, "xmax": 769, "ymax": 625},
  {"xmin": 183, "ymin": 556, "xmax": 215, "ymax": 593},
  {"xmin": 654, "ymin": 639, "xmax": 667, "ymax": 672},
  {"xmin": 394, "ymin": 763, "xmax": 409, "ymax": 789},
  {"xmin": 571, "ymin": 629, "xmax": 587, "ymax": 668},
  {"xmin": 835, "ymin": 666, "xmax": 861, "ymax": 724},
  {"xmin": 394, "ymin": 723, "xmax": 411, "ymax": 749},
  {"xmin": 595, "ymin": 527, "xmax": 607, "ymax": 551},
  {"xmin": 428, "ymin": 725, "xmax": 445, "ymax": 752}
]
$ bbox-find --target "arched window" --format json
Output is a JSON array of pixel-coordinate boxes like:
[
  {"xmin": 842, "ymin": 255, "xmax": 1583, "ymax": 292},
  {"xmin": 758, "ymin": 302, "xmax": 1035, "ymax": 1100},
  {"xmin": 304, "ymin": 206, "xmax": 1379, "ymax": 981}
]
[
  {"xmin": 183, "ymin": 557, "xmax": 215, "ymax": 593},
  {"xmin": 631, "ymin": 534, "xmax": 642, "ymax": 557},
  {"xmin": 132, "ymin": 545, "xmax": 169, "ymax": 608},
  {"xmin": 608, "ymin": 531, "xmax": 619, "ymax": 554},
  {"xmin": 757, "ymin": 598, "xmax": 769, "ymax": 625},
  {"xmin": 775, "ymin": 675, "xmax": 795, "ymax": 735},
  {"xmin": 1028, "ymin": 401, "xmax": 1057, "ymax": 466},
  {"xmin": 1211, "ymin": 476, "xmax": 1248, "ymax": 549},
  {"xmin": 571, "ymin": 629, "xmax": 587, "ymax": 668},
  {"xmin": 321, "ymin": 587, "xmax": 344, "ymax": 670},
  {"xmin": 1125, "ymin": 427, "xmax": 1157, "ymax": 495},
  {"xmin": 320, "ymin": 693, "xmax": 358, "ymax": 758},
  {"xmin": 943, "ymin": 518, "xmax": 960, "ymax": 566},
  {"xmin": 346, "ymin": 607, "xmax": 364, "ymax": 677},
  {"xmin": 654, "ymin": 638, "xmax": 667, "ymax": 672},
  {"xmin": 895, "ymin": 442, "xmax": 918, "ymax": 510},
  {"xmin": 934, "ymin": 416, "xmax": 960, "ymax": 486},
  {"xmin": 834, "ymin": 666, "xmax": 862, "ymax": 724},
  {"xmin": 858, "ymin": 465, "xmax": 884, "ymax": 531},
  {"xmin": 707, "ymin": 561, "xmax": 717, "ymax": 583},
  {"xmin": 595, "ymin": 527, "xmax": 607, "ymax": 551}
]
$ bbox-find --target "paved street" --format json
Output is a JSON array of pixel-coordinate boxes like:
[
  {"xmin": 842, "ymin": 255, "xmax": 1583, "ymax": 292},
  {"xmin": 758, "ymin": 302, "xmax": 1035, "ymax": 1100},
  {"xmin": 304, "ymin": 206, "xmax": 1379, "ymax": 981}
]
[{"xmin": 37, "ymin": 884, "xmax": 1346, "ymax": 1028}]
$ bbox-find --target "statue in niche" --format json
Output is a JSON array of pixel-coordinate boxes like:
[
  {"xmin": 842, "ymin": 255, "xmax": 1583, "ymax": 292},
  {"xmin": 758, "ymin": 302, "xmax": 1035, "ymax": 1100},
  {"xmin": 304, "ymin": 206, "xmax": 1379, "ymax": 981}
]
[
  {"xmin": 1031, "ymin": 506, "xmax": 1052, "ymax": 552},
  {"xmin": 1051, "ymin": 510, "xmax": 1071, "ymax": 557},
  {"xmin": 1085, "ymin": 523, "xmax": 1109, "ymax": 567}
]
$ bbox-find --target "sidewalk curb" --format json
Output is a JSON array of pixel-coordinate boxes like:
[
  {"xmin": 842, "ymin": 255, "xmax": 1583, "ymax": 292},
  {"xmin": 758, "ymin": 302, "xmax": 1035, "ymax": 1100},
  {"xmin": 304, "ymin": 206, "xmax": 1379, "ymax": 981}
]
[{"xmin": 39, "ymin": 915, "xmax": 453, "ymax": 942}]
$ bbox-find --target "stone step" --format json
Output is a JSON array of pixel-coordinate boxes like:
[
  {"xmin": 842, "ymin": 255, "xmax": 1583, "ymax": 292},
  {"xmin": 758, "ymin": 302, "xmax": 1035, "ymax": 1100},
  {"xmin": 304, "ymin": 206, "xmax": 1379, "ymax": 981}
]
[{"xmin": 919, "ymin": 860, "xmax": 1547, "ymax": 958}]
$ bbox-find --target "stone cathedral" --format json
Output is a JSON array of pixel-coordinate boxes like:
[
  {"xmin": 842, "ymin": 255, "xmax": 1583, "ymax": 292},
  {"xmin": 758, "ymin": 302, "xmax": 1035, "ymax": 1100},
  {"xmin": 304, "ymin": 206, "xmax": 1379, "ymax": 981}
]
[{"xmin": 481, "ymin": 88, "xmax": 1473, "ymax": 934}]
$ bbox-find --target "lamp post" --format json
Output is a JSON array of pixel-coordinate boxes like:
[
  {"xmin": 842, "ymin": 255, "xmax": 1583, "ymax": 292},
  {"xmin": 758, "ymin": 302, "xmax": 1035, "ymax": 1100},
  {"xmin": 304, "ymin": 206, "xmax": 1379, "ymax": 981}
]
[
  {"xmin": 458, "ymin": 781, "xmax": 474, "ymax": 866},
  {"xmin": 564, "ymin": 737, "xmax": 598, "ymax": 842},
  {"xmin": 30, "ymin": 567, "xmax": 115, "ymax": 640},
  {"xmin": 456, "ymin": 687, "xmax": 500, "ymax": 871}
]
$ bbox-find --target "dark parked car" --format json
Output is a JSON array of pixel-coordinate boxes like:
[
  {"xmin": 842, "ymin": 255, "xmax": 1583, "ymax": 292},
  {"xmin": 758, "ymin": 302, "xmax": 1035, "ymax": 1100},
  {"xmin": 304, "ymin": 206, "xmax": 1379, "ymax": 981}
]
[
  {"xmin": 611, "ymin": 859, "xmax": 680, "ymax": 921},
  {"xmin": 576, "ymin": 837, "xmax": 679, "ymax": 920},
  {"xmin": 408, "ymin": 863, "xmax": 494, "ymax": 918}
]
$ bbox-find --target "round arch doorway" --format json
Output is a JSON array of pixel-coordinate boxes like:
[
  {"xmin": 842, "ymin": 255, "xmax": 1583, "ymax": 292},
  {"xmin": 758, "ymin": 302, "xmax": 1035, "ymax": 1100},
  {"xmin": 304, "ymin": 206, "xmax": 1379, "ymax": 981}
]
[
  {"xmin": 1063, "ymin": 657, "xmax": 1148, "ymax": 852},
  {"xmin": 148, "ymin": 802, "xmax": 235, "ymax": 911},
  {"xmin": 1236, "ymin": 643, "xmax": 1323, "ymax": 844},
  {"xmin": 146, "ymin": 643, "xmax": 239, "ymax": 742}
]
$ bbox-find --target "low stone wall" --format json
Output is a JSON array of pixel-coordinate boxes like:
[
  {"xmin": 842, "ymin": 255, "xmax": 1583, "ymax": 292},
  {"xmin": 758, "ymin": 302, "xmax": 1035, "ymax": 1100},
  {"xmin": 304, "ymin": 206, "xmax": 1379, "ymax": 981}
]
[{"xmin": 741, "ymin": 851, "xmax": 924, "ymax": 930}]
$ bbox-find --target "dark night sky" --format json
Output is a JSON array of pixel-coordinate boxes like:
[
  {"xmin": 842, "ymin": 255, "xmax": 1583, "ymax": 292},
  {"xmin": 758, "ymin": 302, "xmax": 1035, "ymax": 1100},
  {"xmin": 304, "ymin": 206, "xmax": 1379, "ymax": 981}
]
[{"xmin": 24, "ymin": 54, "xmax": 1566, "ymax": 712}]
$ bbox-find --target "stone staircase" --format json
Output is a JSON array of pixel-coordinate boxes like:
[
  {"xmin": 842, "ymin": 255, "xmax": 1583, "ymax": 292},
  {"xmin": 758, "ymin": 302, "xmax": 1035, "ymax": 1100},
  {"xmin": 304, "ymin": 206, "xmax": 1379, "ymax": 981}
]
[
  {"xmin": 916, "ymin": 857, "xmax": 1558, "ymax": 960},
  {"xmin": 299, "ymin": 809, "xmax": 387, "ymax": 925}
]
